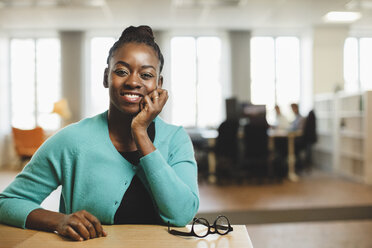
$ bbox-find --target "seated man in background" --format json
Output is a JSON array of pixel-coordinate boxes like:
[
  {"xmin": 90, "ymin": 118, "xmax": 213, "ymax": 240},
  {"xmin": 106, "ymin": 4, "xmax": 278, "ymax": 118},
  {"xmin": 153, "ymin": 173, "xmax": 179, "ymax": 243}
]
[
  {"xmin": 289, "ymin": 103, "xmax": 305, "ymax": 132},
  {"xmin": 273, "ymin": 105, "xmax": 289, "ymax": 130}
]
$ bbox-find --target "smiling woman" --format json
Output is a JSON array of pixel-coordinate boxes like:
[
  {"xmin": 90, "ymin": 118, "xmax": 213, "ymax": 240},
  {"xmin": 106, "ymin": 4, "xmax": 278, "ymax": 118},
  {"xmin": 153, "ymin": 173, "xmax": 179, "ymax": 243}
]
[
  {"xmin": 104, "ymin": 42, "xmax": 162, "ymax": 117},
  {"xmin": 0, "ymin": 26, "xmax": 199, "ymax": 242}
]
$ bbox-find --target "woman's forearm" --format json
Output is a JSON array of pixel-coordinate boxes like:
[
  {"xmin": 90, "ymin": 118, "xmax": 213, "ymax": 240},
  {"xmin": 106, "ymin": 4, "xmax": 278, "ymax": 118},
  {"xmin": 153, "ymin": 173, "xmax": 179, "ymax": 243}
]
[
  {"xmin": 26, "ymin": 208, "xmax": 65, "ymax": 232},
  {"xmin": 132, "ymin": 128, "xmax": 156, "ymax": 156},
  {"xmin": 26, "ymin": 209, "xmax": 107, "ymax": 241}
]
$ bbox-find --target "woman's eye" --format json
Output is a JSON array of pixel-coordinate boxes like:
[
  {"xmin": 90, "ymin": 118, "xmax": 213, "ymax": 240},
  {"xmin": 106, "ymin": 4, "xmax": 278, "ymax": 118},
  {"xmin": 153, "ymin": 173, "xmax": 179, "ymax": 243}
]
[
  {"xmin": 114, "ymin": 69, "xmax": 128, "ymax": 76},
  {"xmin": 141, "ymin": 73, "xmax": 154, "ymax": 79}
]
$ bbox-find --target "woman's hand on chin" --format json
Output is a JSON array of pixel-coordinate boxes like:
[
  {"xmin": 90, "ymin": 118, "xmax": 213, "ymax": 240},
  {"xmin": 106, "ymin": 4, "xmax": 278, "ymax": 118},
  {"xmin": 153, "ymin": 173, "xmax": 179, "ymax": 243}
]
[{"xmin": 131, "ymin": 88, "xmax": 168, "ymax": 132}]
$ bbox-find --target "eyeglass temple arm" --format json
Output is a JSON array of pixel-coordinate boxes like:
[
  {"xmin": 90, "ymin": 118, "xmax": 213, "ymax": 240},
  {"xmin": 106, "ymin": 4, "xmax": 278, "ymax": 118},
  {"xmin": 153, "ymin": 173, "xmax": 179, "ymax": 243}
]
[
  {"xmin": 168, "ymin": 229, "xmax": 194, "ymax": 236},
  {"xmin": 168, "ymin": 223, "xmax": 194, "ymax": 236}
]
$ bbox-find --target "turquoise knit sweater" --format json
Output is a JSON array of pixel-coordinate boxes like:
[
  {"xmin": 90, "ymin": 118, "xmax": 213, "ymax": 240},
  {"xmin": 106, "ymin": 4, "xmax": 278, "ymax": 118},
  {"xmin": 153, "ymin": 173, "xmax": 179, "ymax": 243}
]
[{"xmin": 0, "ymin": 112, "xmax": 199, "ymax": 228}]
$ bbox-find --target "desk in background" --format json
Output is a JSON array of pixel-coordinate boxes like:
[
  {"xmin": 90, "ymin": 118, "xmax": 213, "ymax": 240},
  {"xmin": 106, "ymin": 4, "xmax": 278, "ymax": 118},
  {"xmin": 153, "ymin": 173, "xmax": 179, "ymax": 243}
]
[
  {"xmin": 268, "ymin": 129, "xmax": 302, "ymax": 182},
  {"xmin": 189, "ymin": 127, "xmax": 302, "ymax": 183},
  {"xmin": 0, "ymin": 224, "xmax": 253, "ymax": 248}
]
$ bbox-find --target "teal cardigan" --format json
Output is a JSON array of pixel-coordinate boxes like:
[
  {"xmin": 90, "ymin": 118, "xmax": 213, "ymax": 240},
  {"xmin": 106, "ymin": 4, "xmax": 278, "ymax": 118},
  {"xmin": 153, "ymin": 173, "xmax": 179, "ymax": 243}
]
[{"xmin": 0, "ymin": 112, "xmax": 199, "ymax": 228}]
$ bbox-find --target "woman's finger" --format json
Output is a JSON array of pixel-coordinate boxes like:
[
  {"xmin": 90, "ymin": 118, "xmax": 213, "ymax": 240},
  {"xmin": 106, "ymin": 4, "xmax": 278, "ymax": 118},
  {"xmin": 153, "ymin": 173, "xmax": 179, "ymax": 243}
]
[
  {"xmin": 158, "ymin": 89, "xmax": 168, "ymax": 107},
  {"xmin": 80, "ymin": 216, "xmax": 97, "ymax": 239},
  {"xmin": 143, "ymin": 95, "xmax": 155, "ymax": 111},
  {"xmin": 152, "ymin": 89, "xmax": 160, "ymax": 103},
  {"xmin": 84, "ymin": 212, "xmax": 104, "ymax": 238},
  {"xmin": 148, "ymin": 89, "xmax": 157, "ymax": 102},
  {"xmin": 65, "ymin": 226, "xmax": 84, "ymax": 241},
  {"xmin": 71, "ymin": 221, "xmax": 90, "ymax": 240}
]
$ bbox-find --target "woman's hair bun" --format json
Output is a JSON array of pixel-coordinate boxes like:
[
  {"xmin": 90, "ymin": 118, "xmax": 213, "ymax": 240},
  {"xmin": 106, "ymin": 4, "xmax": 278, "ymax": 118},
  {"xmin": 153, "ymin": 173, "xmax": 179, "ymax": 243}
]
[
  {"xmin": 107, "ymin": 25, "xmax": 164, "ymax": 72},
  {"xmin": 120, "ymin": 25, "xmax": 155, "ymax": 41}
]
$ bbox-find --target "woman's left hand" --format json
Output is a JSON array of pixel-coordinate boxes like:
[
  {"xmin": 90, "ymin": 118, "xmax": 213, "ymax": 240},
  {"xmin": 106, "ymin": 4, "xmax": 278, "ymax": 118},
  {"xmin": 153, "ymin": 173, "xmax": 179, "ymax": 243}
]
[{"xmin": 131, "ymin": 88, "xmax": 168, "ymax": 132}]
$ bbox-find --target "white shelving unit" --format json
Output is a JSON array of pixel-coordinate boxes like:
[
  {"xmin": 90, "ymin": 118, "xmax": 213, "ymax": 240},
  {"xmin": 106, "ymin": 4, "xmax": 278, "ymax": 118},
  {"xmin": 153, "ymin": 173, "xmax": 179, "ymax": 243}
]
[
  {"xmin": 313, "ymin": 93, "xmax": 336, "ymax": 172},
  {"xmin": 336, "ymin": 91, "xmax": 371, "ymax": 184},
  {"xmin": 314, "ymin": 90, "xmax": 372, "ymax": 184}
]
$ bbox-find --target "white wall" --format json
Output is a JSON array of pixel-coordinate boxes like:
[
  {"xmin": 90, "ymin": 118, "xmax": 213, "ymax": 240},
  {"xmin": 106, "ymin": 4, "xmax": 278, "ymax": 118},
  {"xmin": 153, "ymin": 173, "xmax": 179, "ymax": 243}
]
[
  {"xmin": 300, "ymin": 28, "xmax": 314, "ymax": 115},
  {"xmin": 229, "ymin": 30, "xmax": 251, "ymax": 103},
  {"xmin": 60, "ymin": 31, "xmax": 85, "ymax": 124},
  {"xmin": 313, "ymin": 26, "xmax": 349, "ymax": 94}
]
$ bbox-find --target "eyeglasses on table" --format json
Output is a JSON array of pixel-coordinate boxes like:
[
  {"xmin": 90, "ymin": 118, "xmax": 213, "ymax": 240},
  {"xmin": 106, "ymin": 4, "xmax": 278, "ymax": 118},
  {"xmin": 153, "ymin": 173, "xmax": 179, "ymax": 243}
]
[{"xmin": 168, "ymin": 215, "xmax": 233, "ymax": 238}]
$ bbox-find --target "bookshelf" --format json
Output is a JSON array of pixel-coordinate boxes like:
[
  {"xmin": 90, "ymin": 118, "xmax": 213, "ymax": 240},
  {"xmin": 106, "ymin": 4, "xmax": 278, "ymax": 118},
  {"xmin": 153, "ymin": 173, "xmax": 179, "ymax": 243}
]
[
  {"xmin": 314, "ymin": 91, "xmax": 372, "ymax": 184},
  {"xmin": 313, "ymin": 93, "xmax": 336, "ymax": 172},
  {"xmin": 336, "ymin": 91, "xmax": 371, "ymax": 184}
]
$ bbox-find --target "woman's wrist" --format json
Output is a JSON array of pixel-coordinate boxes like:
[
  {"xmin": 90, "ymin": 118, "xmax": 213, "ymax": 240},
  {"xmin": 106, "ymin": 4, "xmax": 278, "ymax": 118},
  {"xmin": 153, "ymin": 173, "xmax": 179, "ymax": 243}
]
[
  {"xmin": 26, "ymin": 209, "xmax": 65, "ymax": 233},
  {"xmin": 131, "ymin": 124, "xmax": 147, "ymax": 135},
  {"xmin": 132, "ymin": 127, "xmax": 155, "ymax": 156}
]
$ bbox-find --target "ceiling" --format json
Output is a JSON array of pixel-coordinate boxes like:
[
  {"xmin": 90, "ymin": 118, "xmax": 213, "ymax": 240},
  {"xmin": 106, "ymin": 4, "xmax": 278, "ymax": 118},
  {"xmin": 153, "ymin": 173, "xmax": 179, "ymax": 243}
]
[{"xmin": 0, "ymin": 0, "xmax": 372, "ymax": 32}]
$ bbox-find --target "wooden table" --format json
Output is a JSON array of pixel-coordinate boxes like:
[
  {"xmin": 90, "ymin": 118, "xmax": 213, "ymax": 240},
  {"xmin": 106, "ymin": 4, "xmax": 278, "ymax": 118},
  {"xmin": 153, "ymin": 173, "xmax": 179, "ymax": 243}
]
[
  {"xmin": 0, "ymin": 224, "xmax": 253, "ymax": 248},
  {"xmin": 268, "ymin": 129, "xmax": 302, "ymax": 182}
]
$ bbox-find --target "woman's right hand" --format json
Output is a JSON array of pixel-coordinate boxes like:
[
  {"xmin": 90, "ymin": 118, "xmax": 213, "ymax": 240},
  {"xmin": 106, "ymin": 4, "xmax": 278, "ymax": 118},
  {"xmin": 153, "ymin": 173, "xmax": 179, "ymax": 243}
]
[
  {"xmin": 26, "ymin": 209, "xmax": 107, "ymax": 241},
  {"xmin": 55, "ymin": 210, "xmax": 107, "ymax": 241}
]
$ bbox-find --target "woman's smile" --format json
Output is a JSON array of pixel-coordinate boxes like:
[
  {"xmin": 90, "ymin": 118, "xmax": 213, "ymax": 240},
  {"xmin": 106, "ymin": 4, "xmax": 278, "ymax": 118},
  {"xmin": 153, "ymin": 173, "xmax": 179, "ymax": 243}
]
[{"xmin": 120, "ymin": 91, "xmax": 143, "ymax": 103}]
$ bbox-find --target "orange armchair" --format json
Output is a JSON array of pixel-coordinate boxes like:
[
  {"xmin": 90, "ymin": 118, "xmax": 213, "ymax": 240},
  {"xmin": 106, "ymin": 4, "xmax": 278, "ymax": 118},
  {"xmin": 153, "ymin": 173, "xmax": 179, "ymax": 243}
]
[{"xmin": 12, "ymin": 126, "xmax": 45, "ymax": 164}]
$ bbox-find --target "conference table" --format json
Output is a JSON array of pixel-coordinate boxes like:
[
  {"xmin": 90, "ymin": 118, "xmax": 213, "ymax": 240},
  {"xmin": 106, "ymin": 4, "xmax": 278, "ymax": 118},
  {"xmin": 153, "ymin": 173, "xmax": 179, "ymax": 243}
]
[{"xmin": 0, "ymin": 223, "xmax": 253, "ymax": 248}]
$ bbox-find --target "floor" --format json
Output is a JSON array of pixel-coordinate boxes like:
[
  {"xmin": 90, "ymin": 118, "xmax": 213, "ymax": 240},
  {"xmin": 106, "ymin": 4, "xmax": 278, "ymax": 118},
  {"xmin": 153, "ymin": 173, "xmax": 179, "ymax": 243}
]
[
  {"xmin": 198, "ymin": 170, "xmax": 372, "ymax": 213},
  {"xmin": 246, "ymin": 220, "xmax": 372, "ymax": 248},
  {"xmin": 1, "ymin": 169, "xmax": 372, "ymax": 247}
]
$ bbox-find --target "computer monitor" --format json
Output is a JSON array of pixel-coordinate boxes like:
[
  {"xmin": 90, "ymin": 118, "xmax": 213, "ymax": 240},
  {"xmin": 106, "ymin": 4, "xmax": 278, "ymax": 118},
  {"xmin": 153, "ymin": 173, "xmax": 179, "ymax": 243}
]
[
  {"xmin": 225, "ymin": 97, "xmax": 241, "ymax": 120},
  {"xmin": 241, "ymin": 103, "xmax": 267, "ymax": 126}
]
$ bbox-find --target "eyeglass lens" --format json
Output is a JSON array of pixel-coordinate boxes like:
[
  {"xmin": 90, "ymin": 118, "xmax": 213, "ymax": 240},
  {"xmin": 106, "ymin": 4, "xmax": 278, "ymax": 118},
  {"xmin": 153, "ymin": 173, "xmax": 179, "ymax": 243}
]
[
  {"xmin": 193, "ymin": 218, "xmax": 209, "ymax": 237},
  {"xmin": 215, "ymin": 216, "xmax": 230, "ymax": 235}
]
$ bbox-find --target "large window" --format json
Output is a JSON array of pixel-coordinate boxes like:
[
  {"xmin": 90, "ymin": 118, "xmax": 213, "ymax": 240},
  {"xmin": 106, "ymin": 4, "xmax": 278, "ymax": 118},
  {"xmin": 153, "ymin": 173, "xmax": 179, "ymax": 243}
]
[
  {"xmin": 10, "ymin": 38, "xmax": 61, "ymax": 130},
  {"xmin": 88, "ymin": 37, "xmax": 115, "ymax": 117},
  {"xmin": 250, "ymin": 36, "xmax": 300, "ymax": 123},
  {"xmin": 344, "ymin": 37, "xmax": 372, "ymax": 92},
  {"xmin": 171, "ymin": 36, "xmax": 223, "ymax": 128}
]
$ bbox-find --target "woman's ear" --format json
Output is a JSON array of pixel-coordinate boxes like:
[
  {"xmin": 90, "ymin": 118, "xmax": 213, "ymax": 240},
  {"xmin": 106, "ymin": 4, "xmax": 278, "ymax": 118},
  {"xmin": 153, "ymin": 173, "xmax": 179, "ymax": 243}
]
[
  {"xmin": 103, "ymin": 68, "xmax": 109, "ymax": 88},
  {"xmin": 157, "ymin": 75, "xmax": 163, "ymax": 89}
]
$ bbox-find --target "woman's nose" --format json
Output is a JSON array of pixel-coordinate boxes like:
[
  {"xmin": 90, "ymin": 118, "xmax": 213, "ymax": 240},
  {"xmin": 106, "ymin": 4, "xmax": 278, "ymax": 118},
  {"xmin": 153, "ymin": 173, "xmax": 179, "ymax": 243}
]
[{"xmin": 124, "ymin": 73, "xmax": 142, "ymax": 88}]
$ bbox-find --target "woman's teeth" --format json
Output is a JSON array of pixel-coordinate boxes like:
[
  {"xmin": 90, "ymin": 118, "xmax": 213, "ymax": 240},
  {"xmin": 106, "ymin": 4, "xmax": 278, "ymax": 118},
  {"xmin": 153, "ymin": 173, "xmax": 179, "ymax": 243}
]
[{"xmin": 123, "ymin": 93, "xmax": 141, "ymax": 100}]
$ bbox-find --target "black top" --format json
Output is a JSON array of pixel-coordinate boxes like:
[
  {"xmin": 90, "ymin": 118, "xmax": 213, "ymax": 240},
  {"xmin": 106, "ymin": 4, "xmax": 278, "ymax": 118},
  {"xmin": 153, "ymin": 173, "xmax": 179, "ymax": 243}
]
[{"xmin": 114, "ymin": 122, "xmax": 162, "ymax": 224}]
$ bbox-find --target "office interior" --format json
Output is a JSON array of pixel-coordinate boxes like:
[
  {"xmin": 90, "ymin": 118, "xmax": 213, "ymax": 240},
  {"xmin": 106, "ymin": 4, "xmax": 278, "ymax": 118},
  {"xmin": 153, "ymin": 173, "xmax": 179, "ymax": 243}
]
[{"xmin": 0, "ymin": 0, "xmax": 372, "ymax": 247}]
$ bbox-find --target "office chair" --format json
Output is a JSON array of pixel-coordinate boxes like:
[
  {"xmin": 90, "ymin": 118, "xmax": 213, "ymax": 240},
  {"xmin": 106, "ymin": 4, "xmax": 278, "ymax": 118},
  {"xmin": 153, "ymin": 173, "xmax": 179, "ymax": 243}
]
[
  {"xmin": 12, "ymin": 126, "xmax": 45, "ymax": 167},
  {"xmin": 240, "ymin": 120, "xmax": 271, "ymax": 182},
  {"xmin": 296, "ymin": 110, "xmax": 317, "ymax": 171},
  {"xmin": 214, "ymin": 119, "xmax": 240, "ymax": 183}
]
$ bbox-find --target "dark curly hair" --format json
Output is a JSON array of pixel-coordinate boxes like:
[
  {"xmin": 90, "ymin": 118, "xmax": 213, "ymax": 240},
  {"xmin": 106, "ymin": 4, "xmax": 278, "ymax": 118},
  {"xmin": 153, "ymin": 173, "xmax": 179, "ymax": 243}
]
[{"xmin": 106, "ymin": 25, "xmax": 164, "ymax": 73}]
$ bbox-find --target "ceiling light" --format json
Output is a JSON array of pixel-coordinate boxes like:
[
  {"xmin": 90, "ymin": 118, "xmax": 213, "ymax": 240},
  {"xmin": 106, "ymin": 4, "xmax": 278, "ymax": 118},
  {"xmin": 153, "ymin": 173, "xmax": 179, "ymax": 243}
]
[
  {"xmin": 173, "ymin": 0, "xmax": 245, "ymax": 8},
  {"xmin": 323, "ymin": 11, "xmax": 362, "ymax": 23}
]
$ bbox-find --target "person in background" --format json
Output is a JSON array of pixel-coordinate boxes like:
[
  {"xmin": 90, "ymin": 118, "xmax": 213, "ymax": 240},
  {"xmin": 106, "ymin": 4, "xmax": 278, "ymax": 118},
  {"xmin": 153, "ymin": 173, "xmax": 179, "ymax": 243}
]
[
  {"xmin": 0, "ymin": 25, "xmax": 199, "ymax": 241},
  {"xmin": 289, "ymin": 103, "xmax": 305, "ymax": 131},
  {"xmin": 273, "ymin": 105, "xmax": 289, "ymax": 130}
]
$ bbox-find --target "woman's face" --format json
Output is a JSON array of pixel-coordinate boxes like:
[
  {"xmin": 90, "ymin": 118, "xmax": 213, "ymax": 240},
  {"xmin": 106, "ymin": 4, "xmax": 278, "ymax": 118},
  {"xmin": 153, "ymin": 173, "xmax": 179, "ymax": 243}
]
[{"xmin": 104, "ymin": 42, "xmax": 162, "ymax": 116}]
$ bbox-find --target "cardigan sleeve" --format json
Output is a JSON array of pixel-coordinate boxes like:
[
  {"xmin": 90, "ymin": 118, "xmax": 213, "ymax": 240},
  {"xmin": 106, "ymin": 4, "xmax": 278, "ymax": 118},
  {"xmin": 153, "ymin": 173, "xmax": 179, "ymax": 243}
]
[
  {"xmin": 139, "ymin": 127, "xmax": 199, "ymax": 227},
  {"xmin": 0, "ymin": 138, "xmax": 62, "ymax": 229}
]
